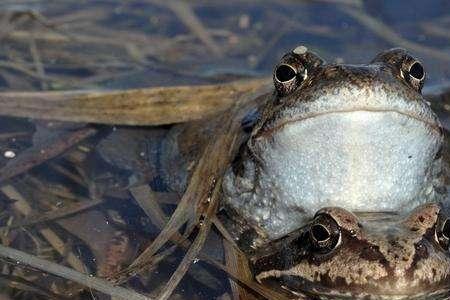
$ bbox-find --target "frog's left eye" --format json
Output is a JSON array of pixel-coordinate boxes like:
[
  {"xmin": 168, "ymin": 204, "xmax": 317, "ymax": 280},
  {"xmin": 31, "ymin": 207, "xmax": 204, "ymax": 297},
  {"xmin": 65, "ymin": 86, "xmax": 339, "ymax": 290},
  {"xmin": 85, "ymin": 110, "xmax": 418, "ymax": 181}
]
[{"xmin": 435, "ymin": 216, "xmax": 450, "ymax": 250}]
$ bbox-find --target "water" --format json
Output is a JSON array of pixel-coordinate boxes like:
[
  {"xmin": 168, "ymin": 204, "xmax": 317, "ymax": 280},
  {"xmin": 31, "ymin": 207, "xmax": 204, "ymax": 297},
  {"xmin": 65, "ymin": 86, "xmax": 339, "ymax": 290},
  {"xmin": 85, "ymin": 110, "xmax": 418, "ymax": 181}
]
[{"xmin": 0, "ymin": 1, "xmax": 448, "ymax": 299}]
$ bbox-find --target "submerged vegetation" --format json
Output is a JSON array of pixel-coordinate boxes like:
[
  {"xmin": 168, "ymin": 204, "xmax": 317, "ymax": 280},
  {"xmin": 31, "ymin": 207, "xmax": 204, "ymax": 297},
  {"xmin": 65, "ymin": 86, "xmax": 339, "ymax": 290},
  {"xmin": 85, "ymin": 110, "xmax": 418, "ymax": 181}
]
[{"xmin": 0, "ymin": 1, "xmax": 448, "ymax": 299}]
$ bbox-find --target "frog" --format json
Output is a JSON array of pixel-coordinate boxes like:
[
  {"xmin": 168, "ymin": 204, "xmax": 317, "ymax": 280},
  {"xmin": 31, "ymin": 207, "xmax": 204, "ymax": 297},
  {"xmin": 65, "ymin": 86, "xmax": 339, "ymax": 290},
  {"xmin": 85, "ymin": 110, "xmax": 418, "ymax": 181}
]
[
  {"xmin": 252, "ymin": 202, "xmax": 450, "ymax": 299},
  {"xmin": 221, "ymin": 46, "xmax": 446, "ymax": 249}
]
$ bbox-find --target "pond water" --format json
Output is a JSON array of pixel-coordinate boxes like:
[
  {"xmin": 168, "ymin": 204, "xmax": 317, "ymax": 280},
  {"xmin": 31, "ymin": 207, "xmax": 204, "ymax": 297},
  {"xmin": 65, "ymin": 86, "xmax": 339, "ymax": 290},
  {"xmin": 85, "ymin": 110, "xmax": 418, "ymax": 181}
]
[{"xmin": 0, "ymin": 1, "xmax": 449, "ymax": 299}]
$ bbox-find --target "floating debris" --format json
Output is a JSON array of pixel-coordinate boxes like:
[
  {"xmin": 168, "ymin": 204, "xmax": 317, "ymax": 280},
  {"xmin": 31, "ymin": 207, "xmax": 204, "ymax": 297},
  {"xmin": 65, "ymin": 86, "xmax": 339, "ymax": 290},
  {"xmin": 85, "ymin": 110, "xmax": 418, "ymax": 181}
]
[{"xmin": 3, "ymin": 150, "xmax": 16, "ymax": 158}]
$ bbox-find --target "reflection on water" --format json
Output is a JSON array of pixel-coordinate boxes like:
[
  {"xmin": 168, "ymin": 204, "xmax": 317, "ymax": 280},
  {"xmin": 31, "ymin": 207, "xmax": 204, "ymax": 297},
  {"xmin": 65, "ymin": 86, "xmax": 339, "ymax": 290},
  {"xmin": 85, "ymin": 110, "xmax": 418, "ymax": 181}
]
[{"xmin": 0, "ymin": 1, "xmax": 449, "ymax": 299}]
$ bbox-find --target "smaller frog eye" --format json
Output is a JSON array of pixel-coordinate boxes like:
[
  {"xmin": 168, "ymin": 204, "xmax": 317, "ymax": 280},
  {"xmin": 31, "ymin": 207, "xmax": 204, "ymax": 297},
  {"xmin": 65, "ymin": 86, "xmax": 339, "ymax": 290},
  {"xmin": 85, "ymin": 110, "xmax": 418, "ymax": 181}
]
[
  {"xmin": 436, "ymin": 216, "xmax": 450, "ymax": 250},
  {"xmin": 401, "ymin": 58, "xmax": 426, "ymax": 92},
  {"xmin": 309, "ymin": 214, "xmax": 341, "ymax": 253},
  {"xmin": 311, "ymin": 224, "xmax": 331, "ymax": 244}
]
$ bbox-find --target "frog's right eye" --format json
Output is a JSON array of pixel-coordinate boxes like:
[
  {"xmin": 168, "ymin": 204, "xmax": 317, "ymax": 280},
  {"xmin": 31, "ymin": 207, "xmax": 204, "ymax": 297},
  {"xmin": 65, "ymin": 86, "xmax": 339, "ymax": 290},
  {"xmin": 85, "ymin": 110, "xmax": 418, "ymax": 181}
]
[
  {"xmin": 371, "ymin": 48, "xmax": 426, "ymax": 92},
  {"xmin": 309, "ymin": 213, "xmax": 341, "ymax": 253}
]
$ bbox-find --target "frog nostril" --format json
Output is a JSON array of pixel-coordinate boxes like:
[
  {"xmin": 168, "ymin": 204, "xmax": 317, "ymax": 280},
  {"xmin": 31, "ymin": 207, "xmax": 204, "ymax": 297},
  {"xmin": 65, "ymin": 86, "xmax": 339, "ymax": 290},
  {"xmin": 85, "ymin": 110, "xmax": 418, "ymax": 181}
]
[
  {"xmin": 409, "ymin": 62, "xmax": 424, "ymax": 81},
  {"xmin": 275, "ymin": 64, "xmax": 297, "ymax": 82},
  {"xmin": 311, "ymin": 224, "xmax": 330, "ymax": 242}
]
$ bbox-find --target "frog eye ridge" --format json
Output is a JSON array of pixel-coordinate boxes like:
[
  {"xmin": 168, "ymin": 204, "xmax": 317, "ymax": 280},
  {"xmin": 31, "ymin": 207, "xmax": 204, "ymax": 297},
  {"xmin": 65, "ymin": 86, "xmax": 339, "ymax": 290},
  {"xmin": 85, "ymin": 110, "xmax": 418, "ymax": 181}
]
[
  {"xmin": 370, "ymin": 48, "xmax": 426, "ymax": 92},
  {"xmin": 309, "ymin": 213, "xmax": 341, "ymax": 253}
]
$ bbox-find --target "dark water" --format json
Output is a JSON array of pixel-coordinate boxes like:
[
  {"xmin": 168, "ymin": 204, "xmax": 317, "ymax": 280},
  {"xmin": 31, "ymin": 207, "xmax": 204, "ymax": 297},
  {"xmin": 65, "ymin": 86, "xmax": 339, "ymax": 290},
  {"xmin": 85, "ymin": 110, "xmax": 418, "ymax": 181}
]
[{"xmin": 0, "ymin": 1, "xmax": 449, "ymax": 299}]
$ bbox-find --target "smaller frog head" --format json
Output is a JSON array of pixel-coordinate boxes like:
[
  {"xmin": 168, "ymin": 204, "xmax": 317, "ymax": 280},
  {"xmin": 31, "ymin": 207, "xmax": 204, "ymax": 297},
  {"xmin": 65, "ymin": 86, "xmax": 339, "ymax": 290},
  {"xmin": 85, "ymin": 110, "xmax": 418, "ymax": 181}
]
[{"xmin": 253, "ymin": 203, "xmax": 450, "ymax": 299}]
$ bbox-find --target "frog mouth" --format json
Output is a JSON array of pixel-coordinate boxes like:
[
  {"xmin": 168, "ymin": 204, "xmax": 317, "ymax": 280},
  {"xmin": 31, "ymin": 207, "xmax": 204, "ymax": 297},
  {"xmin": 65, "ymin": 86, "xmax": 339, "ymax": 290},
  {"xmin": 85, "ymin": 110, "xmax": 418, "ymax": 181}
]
[{"xmin": 258, "ymin": 108, "xmax": 442, "ymax": 138}]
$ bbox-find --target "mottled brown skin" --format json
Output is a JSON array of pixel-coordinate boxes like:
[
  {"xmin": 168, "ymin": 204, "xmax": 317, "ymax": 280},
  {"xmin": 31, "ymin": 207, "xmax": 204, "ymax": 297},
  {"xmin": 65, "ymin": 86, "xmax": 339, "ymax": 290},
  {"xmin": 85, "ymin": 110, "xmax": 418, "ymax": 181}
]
[{"xmin": 253, "ymin": 203, "xmax": 450, "ymax": 299}]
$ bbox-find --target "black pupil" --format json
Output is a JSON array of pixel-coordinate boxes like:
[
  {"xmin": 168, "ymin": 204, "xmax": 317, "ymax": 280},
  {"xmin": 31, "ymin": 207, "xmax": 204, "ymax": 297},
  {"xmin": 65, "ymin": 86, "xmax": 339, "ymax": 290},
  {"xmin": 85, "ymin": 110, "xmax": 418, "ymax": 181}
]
[
  {"xmin": 443, "ymin": 219, "xmax": 450, "ymax": 239},
  {"xmin": 311, "ymin": 224, "xmax": 330, "ymax": 242},
  {"xmin": 276, "ymin": 64, "xmax": 296, "ymax": 82},
  {"xmin": 409, "ymin": 62, "xmax": 424, "ymax": 80}
]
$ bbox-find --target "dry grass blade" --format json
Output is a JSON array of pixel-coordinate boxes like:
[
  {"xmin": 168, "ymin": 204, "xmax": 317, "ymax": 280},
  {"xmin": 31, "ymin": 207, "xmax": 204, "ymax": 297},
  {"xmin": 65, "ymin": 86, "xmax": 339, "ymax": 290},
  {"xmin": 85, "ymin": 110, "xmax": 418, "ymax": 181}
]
[
  {"xmin": 2, "ymin": 197, "xmax": 103, "ymax": 229},
  {"xmin": 130, "ymin": 185, "xmax": 190, "ymax": 246},
  {"xmin": 29, "ymin": 31, "xmax": 48, "ymax": 90},
  {"xmin": 115, "ymin": 189, "xmax": 193, "ymax": 280},
  {"xmin": 212, "ymin": 217, "xmax": 240, "ymax": 250},
  {"xmin": 223, "ymin": 239, "xmax": 258, "ymax": 300},
  {"xmin": 0, "ymin": 131, "xmax": 30, "ymax": 140},
  {"xmin": 341, "ymin": 7, "xmax": 450, "ymax": 62},
  {"xmin": 1, "ymin": 185, "xmax": 87, "ymax": 273},
  {"xmin": 157, "ymin": 179, "xmax": 221, "ymax": 300},
  {"xmin": 0, "ymin": 127, "xmax": 97, "ymax": 182},
  {"xmin": 0, "ymin": 244, "xmax": 153, "ymax": 300},
  {"xmin": 127, "ymin": 185, "xmax": 225, "ymax": 291},
  {"xmin": 166, "ymin": 0, "xmax": 224, "ymax": 58},
  {"xmin": 48, "ymin": 162, "xmax": 86, "ymax": 186},
  {"xmin": 421, "ymin": 22, "xmax": 450, "ymax": 40},
  {"xmin": 129, "ymin": 185, "xmax": 169, "ymax": 229},
  {"xmin": 0, "ymin": 274, "xmax": 65, "ymax": 300},
  {"xmin": 0, "ymin": 79, "xmax": 268, "ymax": 126},
  {"xmin": 0, "ymin": 60, "xmax": 62, "ymax": 83},
  {"xmin": 199, "ymin": 254, "xmax": 293, "ymax": 300},
  {"xmin": 216, "ymin": 217, "xmax": 292, "ymax": 300}
]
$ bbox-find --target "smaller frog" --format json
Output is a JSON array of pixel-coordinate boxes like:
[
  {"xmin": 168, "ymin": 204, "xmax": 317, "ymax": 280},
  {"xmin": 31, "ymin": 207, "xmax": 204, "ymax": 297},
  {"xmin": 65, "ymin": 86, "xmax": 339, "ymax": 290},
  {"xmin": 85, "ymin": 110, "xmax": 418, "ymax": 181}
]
[{"xmin": 252, "ymin": 203, "xmax": 450, "ymax": 299}]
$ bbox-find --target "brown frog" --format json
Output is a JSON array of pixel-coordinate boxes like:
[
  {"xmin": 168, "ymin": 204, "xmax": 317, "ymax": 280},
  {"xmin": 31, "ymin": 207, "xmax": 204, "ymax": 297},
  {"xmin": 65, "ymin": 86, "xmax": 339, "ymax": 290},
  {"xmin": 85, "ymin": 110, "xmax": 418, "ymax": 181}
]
[
  {"xmin": 222, "ymin": 47, "xmax": 445, "ymax": 249},
  {"xmin": 252, "ymin": 203, "xmax": 450, "ymax": 299}
]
